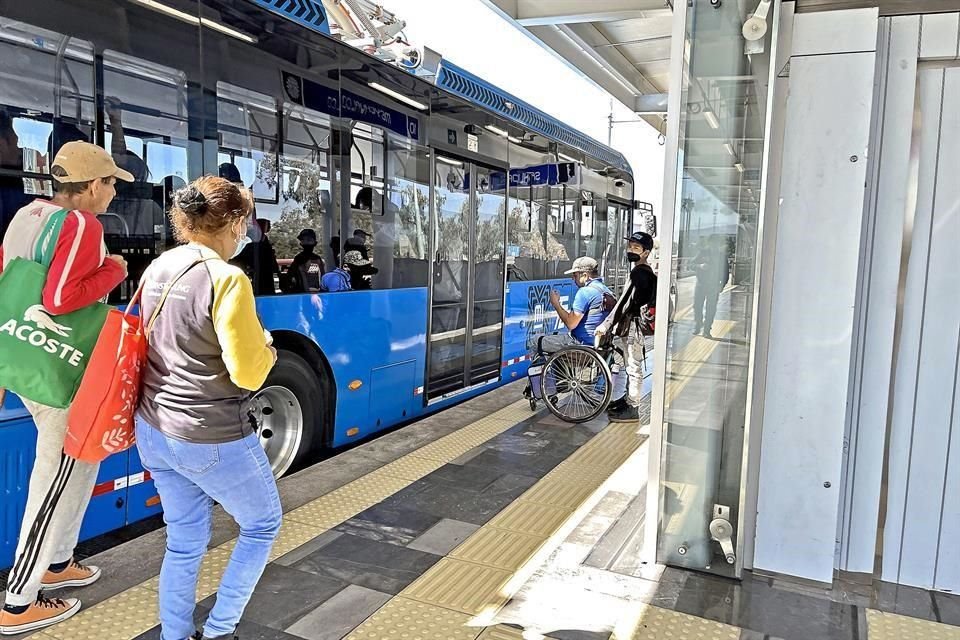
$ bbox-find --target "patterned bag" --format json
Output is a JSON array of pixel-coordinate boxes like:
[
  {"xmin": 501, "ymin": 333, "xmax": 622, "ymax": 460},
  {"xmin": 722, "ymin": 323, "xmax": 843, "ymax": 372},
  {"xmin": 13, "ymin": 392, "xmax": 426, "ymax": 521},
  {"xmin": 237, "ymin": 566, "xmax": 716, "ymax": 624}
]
[{"xmin": 65, "ymin": 259, "xmax": 208, "ymax": 463}]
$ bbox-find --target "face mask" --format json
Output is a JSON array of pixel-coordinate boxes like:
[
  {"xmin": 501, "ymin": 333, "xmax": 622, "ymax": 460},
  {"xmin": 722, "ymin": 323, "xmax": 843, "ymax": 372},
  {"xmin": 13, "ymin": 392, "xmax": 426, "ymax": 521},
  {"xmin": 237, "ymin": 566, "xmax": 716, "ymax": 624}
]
[
  {"xmin": 627, "ymin": 251, "xmax": 642, "ymax": 263},
  {"xmin": 231, "ymin": 232, "xmax": 252, "ymax": 259}
]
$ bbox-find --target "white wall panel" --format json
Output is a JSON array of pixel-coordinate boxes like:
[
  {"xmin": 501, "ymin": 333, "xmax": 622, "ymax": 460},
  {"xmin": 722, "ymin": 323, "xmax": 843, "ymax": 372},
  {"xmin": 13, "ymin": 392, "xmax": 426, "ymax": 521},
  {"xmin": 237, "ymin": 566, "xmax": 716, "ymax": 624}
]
[
  {"xmin": 754, "ymin": 9, "xmax": 877, "ymax": 583},
  {"xmin": 919, "ymin": 12, "xmax": 960, "ymax": 59},
  {"xmin": 837, "ymin": 15, "xmax": 919, "ymax": 576},
  {"xmin": 791, "ymin": 7, "xmax": 880, "ymax": 55},
  {"xmin": 882, "ymin": 66, "xmax": 960, "ymax": 590}
]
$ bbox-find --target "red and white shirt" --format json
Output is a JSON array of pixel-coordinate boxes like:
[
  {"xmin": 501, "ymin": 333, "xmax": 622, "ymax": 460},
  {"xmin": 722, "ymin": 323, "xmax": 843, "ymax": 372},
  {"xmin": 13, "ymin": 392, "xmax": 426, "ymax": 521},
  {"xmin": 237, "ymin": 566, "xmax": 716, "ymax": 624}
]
[{"xmin": 0, "ymin": 200, "xmax": 126, "ymax": 314}]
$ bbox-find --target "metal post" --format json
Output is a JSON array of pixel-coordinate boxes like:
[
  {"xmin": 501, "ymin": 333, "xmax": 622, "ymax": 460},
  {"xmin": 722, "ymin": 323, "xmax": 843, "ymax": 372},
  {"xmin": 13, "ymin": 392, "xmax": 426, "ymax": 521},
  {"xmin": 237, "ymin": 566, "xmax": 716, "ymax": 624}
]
[{"xmin": 643, "ymin": 0, "xmax": 689, "ymax": 568}]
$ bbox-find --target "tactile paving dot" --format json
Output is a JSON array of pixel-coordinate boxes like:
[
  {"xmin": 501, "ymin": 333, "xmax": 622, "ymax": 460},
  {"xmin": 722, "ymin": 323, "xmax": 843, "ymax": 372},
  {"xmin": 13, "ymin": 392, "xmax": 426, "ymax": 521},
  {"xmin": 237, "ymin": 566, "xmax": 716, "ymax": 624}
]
[
  {"xmin": 612, "ymin": 604, "xmax": 739, "ymax": 640},
  {"xmin": 42, "ymin": 585, "xmax": 159, "ymax": 640},
  {"xmin": 866, "ymin": 609, "xmax": 960, "ymax": 640},
  {"xmin": 345, "ymin": 596, "xmax": 483, "ymax": 640}
]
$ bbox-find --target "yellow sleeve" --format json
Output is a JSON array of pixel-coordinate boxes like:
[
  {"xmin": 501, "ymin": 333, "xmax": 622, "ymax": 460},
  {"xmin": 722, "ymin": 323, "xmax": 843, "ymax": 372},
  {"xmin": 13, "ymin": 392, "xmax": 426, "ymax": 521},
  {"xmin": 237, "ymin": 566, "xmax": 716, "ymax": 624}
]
[{"xmin": 210, "ymin": 265, "xmax": 274, "ymax": 391}]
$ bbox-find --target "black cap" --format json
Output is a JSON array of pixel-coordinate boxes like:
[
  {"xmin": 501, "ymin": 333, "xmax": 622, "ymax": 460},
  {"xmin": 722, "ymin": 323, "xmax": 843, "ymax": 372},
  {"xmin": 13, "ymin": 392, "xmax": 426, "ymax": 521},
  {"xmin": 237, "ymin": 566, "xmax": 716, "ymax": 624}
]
[
  {"xmin": 625, "ymin": 231, "xmax": 654, "ymax": 251},
  {"xmin": 218, "ymin": 162, "xmax": 243, "ymax": 184},
  {"xmin": 298, "ymin": 229, "xmax": 317, "ymax": 242}
]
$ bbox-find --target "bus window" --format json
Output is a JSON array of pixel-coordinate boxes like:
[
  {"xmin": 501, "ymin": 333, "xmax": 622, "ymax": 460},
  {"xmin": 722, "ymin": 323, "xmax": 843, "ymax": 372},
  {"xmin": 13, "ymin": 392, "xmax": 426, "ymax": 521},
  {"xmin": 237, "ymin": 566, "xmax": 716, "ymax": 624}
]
[
  {"xmin": 216, "ymin": 83, "xmax": 280, "ymax": 294},
  {"xmin": 381, "ymin": 134, "xmax": 429, "ymax": 288},
  {"xmin": 345, "ymin": 122, "xmax": 429, "ymax": 290},
  {"xmin": 506, "ymin": 184, "xmax": 546, "ymax": 281},
  {"xmin": 217, "ymin": 83, "xmax": 279, "ymax": 204},
  {"xmin": 579, "ymin": 191, "xmax": 594, "ymax": 257},
  {"xmin": 101, "ymin": 49, "xmax": 189, "ymax": 301},
  {"xmin": 0, "ymin": 20, "xmax": 95, "ymax": 242},
  {"xmin": 265, "ymin": 102, "xmax": 338, "ymax": 294},
  {"xmin": 546, "ymin": 184, "xmax": 575, "ymax": 277}
]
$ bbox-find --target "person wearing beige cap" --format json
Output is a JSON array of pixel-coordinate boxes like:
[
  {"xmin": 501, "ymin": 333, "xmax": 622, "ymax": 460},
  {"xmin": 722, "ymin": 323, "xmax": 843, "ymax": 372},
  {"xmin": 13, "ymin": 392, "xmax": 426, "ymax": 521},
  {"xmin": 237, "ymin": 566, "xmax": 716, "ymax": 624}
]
[
  {"xmin": 0, "ymin": 141, "xmax": 132, "ymax": 635},
  {"xmin": 542, "ymin": 256, "xmax": 615, "ymax": 352}
]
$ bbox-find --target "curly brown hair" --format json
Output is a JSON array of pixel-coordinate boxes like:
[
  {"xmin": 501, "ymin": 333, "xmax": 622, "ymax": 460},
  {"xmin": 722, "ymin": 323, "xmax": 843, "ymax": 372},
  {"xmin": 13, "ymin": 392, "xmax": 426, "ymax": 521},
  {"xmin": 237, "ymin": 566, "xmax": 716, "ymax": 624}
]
[{"xmin": 170, "ymin": 176, "xmax": 252, "ymax": 243}]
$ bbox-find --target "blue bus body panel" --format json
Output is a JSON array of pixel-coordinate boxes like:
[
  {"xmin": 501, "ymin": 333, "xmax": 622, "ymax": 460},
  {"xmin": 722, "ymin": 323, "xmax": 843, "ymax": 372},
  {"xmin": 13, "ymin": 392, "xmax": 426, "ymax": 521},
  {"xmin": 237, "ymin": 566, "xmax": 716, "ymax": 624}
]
[
  {"xmin": 501, "ymin": 278, "xmax": 576, "ymax": 379},
  {"xmin": 0, "ymin": 416, "xmax": 35, "ymax": 569},
  {"xmin": 78, "ymin": 452, "xmax": 129, "ymax": 542},
  {"xmin": 255, "ymin": 289, "xmax": 429, "ymax": 448}
]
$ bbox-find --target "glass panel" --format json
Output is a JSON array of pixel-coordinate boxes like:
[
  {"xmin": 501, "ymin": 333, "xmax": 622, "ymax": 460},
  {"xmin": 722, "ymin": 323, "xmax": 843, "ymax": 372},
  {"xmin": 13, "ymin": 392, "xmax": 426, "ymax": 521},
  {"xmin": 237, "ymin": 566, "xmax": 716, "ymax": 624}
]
[
  {"xmin": 216, "ymin": 83, "xmax": 280, "ymax": 294},
  {"xmin": 655, "ymin": 0, "xmax": 775, "ymax": 576},
  {"xmin": 263, "ymin": 102, "xmax": 338, "ymax": 294},
  {"xmin": 506, "ymin": 182, "xmax": 546, "ymax": 281},
  {"xmin": 472, "ymin": 165, "xmax": 505, "ymax": 381},
  {"xmin": 428, "ymin": 157, "xmax": 470, "ymax": 398},
  {"xmin": 376, "ymin": 133, "xmax": 429, "ymax": 289},
  {"xmin": 0, "ymin": 19, "xmax": 95, "ymax": 241},
  {"xmin": 547, "ymin": 184, "xmax": 576, "ymax": 277},
  {"xmin": 101, "ymin": 49, "xmax": 189, "ymax": 301}
]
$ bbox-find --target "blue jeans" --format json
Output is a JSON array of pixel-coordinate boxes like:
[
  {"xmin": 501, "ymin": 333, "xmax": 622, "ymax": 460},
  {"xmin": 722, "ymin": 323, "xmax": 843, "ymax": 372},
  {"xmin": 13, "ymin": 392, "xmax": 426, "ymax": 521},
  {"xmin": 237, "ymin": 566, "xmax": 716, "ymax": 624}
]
[{"xmin": 135, "ymin": 419, "xmax": 283, "ymax": 640}]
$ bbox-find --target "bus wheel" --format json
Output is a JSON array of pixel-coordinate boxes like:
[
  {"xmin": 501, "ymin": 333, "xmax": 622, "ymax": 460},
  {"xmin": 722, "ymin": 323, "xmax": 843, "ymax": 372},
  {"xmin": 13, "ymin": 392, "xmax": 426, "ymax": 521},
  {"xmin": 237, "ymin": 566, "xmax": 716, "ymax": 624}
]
[{"xmin": 252, "ymin": 350, "xmax": 321, "ymax": 478}]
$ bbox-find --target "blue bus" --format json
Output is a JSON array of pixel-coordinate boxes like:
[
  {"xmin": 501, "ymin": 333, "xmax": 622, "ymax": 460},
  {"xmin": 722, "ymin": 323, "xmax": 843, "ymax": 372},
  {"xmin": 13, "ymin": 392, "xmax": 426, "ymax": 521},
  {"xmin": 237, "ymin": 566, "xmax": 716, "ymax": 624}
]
[{"xmin": 0, "ymin": 0, "xmax": 643, "ymax": 568}]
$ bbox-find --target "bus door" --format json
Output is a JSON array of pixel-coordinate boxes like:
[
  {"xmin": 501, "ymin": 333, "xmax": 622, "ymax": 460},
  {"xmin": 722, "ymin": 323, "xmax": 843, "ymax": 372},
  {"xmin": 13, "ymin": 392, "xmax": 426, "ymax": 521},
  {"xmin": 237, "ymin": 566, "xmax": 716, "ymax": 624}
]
[
  {"xmin": 426, "ymin": 156, "xmax": 506, "ymax": 402},
  {"xmin": 606, "ymin": 199, "xmax": 633, "ymax": 291}
]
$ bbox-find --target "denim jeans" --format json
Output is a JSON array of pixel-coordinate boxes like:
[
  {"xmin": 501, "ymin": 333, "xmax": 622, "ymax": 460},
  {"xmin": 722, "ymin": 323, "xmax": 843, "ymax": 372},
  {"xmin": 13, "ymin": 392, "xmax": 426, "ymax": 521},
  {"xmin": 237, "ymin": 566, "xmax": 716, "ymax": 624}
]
[{"xmin": 135, "ymin": 419, "xmax": 283, "ymax": 640}]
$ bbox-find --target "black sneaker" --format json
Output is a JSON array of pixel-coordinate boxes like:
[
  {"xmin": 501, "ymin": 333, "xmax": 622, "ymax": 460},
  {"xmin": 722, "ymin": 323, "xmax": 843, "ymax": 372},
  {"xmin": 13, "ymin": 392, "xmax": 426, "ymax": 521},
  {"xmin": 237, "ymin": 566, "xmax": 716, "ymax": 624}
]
[
  {"xmin": 607, "ymin": 397, "xmax": 628, "ymax": 412},
  {"xmin": 608, "ymin": 404, "xmax": 639, "ymax": 423}
]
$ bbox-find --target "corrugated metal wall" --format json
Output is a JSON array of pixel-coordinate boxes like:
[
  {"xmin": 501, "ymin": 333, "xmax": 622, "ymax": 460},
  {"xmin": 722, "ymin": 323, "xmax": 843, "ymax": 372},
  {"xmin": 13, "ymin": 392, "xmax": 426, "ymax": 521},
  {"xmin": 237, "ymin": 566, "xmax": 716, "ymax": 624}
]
[{"xmin": 839, "ymin": 13, "xmax": 960, "ymax": 590}]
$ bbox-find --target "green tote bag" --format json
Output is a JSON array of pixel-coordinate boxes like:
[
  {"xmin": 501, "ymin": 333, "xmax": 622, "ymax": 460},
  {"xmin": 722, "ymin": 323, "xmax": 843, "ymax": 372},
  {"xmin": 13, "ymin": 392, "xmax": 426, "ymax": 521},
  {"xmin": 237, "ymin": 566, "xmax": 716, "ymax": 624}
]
[{"xmin": 0, "ymin": 209, "xmax": 111, "ymax": 409}]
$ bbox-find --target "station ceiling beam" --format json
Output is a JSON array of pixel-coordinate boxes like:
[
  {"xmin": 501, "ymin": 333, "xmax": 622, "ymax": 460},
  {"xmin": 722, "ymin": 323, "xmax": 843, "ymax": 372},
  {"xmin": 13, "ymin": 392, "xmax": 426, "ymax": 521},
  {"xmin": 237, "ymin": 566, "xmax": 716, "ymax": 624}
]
[{"xmin": 485, "ymin": 0, "xmax": 667, "ymax": 27}]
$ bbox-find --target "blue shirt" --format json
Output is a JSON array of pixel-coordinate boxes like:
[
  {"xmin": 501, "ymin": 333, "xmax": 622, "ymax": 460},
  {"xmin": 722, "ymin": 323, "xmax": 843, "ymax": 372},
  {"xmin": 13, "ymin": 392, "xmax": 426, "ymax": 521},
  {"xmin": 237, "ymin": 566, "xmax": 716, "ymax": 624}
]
[
  {"xmin": 321, "ymin": 267, "xmax": 351, "ymax": 292},
  {"xmin": 570, "ymin": 278, "xmax": 612, "ymax": 343}
]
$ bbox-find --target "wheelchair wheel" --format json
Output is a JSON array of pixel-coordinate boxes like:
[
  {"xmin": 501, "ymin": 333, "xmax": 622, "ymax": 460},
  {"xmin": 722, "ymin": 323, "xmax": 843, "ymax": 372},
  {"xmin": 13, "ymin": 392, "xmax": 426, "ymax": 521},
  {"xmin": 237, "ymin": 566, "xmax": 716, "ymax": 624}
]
[{"xmin": 540, "ymin": 345, "xmax": 613, "ymax": 423}]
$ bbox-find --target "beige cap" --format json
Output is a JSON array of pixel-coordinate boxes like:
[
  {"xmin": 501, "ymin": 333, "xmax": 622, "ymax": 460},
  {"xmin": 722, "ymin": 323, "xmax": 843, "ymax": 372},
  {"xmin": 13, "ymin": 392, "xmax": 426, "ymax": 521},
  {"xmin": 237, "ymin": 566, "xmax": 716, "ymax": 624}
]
[
  {"xmin": 564, "ymin": 256, "xmax": 599, "ymax": 275},
  {"xmin": 51, "ymin": 141, "xmax": 134, "ymax": 183}
]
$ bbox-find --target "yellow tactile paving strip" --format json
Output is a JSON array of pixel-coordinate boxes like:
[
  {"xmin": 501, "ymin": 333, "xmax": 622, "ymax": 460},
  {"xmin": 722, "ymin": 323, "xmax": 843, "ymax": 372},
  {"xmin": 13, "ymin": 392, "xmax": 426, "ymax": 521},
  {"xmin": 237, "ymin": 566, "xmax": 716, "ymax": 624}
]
[
  {"xmin": 343, "ymin": 596, "xmax": 482, "ymax": 640},
  {"xmin": 402, "ymin": 557, "xmax": 514, "ymax": 616},
  {"xmin": 867, "ymin": 609, "xmax": 960, "ymax": 639},
  {"xmin": 42, "ymin": 399, "xmax": 531, "ymax": 640},
  {"xmin": 612, "ymin": 603, "xmax": 740, "ymax": 640},
  {"xmin": 663, "ymin": 320, "xmax": 735, "ymax": 405}
]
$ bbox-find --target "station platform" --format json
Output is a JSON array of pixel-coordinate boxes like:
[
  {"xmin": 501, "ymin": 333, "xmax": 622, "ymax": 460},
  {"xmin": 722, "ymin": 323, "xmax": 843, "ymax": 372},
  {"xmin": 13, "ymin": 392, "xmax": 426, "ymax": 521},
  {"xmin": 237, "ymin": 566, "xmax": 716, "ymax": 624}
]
[{"xmin": 10, "ymin": 382, "xmax": 960, "ymax": 640}]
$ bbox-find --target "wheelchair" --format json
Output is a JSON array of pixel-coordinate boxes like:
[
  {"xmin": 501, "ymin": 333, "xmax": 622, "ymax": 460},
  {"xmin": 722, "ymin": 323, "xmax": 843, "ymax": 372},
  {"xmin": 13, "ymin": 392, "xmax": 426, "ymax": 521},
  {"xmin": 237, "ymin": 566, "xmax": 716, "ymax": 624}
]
[{"xmin": 523, "ymin": 334, "xmax": 624, "ymax": 423}]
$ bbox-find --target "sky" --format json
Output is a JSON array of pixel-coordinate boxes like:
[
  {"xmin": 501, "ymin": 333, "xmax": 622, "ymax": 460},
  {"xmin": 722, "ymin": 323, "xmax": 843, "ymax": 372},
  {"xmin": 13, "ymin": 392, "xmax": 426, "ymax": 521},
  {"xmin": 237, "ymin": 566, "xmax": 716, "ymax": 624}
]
[{"xmin": 381, "ymin": 0, "xmax": 665, "ymax": 216}]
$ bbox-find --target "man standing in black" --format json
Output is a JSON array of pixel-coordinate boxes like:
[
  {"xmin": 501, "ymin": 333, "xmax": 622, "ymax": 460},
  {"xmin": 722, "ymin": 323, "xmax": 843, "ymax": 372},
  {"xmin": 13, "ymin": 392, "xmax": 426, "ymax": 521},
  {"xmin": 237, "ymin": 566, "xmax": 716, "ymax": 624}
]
[
  {"xmin": 596, "ymin": 231, "xmax": 658, "ymax": 423},
  {"xmin": 287, "ymin": 228, "xmax": 326, "ymax": 293}
]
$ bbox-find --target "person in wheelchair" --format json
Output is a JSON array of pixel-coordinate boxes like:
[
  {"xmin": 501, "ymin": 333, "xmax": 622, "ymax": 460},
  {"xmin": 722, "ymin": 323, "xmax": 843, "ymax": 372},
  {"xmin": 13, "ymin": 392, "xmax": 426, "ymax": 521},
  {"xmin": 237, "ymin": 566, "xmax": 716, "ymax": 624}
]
[{"xmin": 545, "ymin": 256, "xmax": 618, "ymax": 352}]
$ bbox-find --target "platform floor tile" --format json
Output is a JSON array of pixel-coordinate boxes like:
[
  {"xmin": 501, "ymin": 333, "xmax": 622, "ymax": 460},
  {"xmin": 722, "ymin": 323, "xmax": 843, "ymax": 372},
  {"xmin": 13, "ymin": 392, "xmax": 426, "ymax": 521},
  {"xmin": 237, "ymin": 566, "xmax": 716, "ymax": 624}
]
[
  {"xmin": 402, "ymin": 557, "xmax": 514, "ymax": 616},
  {"xmin": 344, "ymin": 596, "xmax": 483, "ymax": 640},
  {"xmin": 42, "ymin": 585, "xmax": 159, "ymax": 640},
  {"xmin": 612, "ymin": 603, "xmax": 739, "ymax": 640},
  {"xmin": 485, "ymin": 500, "xmax": 573, "ymax": 538},
  {"xmin": 867, "ymin": 609, "xmax": 960, "ymax": 640},
  {"xmin": 449, "ymin": 526, "xmax": 547, "ymax": 572}
]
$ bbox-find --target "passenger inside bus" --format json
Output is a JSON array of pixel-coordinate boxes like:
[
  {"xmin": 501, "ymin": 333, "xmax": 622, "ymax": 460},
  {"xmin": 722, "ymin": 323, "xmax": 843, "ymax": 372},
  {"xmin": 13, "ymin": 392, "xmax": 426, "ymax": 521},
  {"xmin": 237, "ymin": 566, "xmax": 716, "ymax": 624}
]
[
  {"xmin": 285, "ymin": 228, "xmax": 326, "ymax": 293},
  {"xmin": 322, "ymin": 250, "xmax": 373, "ymax": 292},
  {"xmin": 104, "ymin": 98, "xmax": 164, "ymax": 239}
]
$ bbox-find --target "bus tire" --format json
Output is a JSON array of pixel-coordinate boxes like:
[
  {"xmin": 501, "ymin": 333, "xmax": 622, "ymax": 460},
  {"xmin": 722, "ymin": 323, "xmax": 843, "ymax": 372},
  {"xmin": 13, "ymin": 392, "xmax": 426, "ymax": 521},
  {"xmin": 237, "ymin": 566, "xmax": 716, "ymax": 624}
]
[{"xmin": 253, "ymin": 349, "xmax": 323, "ymax": 478}]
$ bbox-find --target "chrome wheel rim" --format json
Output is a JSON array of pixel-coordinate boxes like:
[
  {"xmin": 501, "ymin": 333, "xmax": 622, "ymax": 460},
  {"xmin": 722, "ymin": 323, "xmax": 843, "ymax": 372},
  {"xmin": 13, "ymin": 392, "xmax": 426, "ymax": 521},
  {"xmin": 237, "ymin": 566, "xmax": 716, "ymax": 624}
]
[
  {"xmin": 542, "ymin": 349, "xmax": 610, "ymax": 422},
  {"xmin": 251, "ymin": 386, "xmax": 304, "ymax": 478}
]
